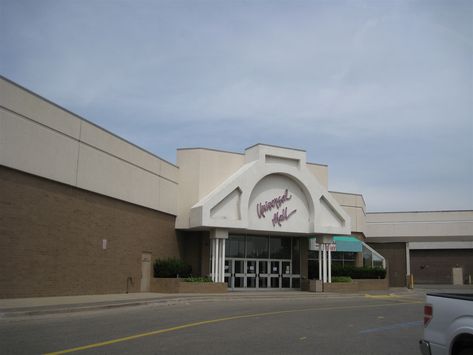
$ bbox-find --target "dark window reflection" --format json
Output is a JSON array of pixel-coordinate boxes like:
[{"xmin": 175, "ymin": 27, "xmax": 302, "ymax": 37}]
[
  {"xmin": 292, "ymin": 238, "xmax": 300, "ymax": 274},
  {"xmin": 270, "ymin": 237, "xmax": 291, "ymax": 259},
  {"xmin": 308, "ymin": 248, "xmax": 359, "ymax": 278},
  {"xmin": 246, "ymin": 236, "xmax": 269, "ymax": 258},
  {"xmin": 226, "ymin": 235, "xmax": 245, "ymax": 258}
]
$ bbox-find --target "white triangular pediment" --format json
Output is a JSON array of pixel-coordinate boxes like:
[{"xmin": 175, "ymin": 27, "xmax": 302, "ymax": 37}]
[
  {"xmin": 210, "ymin": 188, "xmax": 242, "ymax": 221},
  {"xmin": 317, "ymin": 196, "xmax": 346, "ymax": 230},
  {"xmin": 189, "ymin": 145, "xmax": 351, "ymax": 236}
]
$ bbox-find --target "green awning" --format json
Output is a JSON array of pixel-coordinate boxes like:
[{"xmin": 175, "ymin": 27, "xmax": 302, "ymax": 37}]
[{"xmin": 333, "ymin": 236, "xmax": 362, "ymax": 252}]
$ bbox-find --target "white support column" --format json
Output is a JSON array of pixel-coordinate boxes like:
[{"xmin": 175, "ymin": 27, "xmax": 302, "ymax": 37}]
[
  {"xmin": 328, "ymin": 245, "xmax": 332, "ymax": 283},
  {"xmin": 218, "ymin": 239, "xmax": 223, "ymax": 283},
  {"xmin": 322, "ymin": 243, "xmax": 327, "ymax": 283},
  {"xmin": 215, "ymin": 239, "xmax": 219, "ymax": 282},
  {"xmin": 211, "ymin": 238, "xmax": 217, "ymax": 282},
  {"xmin": 318, "ymin": 246, "xmax": 322, "ymax": 281},
  {"xmin": 209, "ymin": 229, "xmax": 229, "ymax": 283},
  {"xmin": 406, "ymin": 242, "xmax": 410, "ymax": 277},
  {"xmin": 216, "ymin": 239, "xmax": 220, "ymax": 282},
  {"xmin": 220, "ymin": 238, "xmax": 226, "ymax": 283},
  {"xmin": 316, "ymin": 235, "xmax": 334, "ymax": 285},
  {"xmin": 216, "ymin": 238, "xmax": 220, "ymax": 282}
]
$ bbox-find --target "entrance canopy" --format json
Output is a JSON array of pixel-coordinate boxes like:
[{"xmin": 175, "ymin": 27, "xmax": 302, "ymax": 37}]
[
  {"xmin": 334, "ymin": 236, "xmax": 363, "ymax": 252},
  {"xmin": 189, "ymin": 144, "xmax": 351, "ymax": 236},
  {"xmin": 309, "ymin": 236, "xmax": 363, "ymax": 252}
]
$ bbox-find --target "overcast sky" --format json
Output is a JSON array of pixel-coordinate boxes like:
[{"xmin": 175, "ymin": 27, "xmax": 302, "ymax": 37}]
[{"xmin": 1, "ymin": 0, "xmax": 472, "ymax": 212}]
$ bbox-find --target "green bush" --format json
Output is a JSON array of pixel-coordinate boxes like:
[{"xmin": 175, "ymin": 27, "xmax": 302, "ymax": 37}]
[
  {"xmin": 332, "ymin": 276, "xmax": 352, "ymax": 283},
  {"xmin": 332, "ymin": 265, "xmax": 386, "ymax": 279},
  {"xmin": 183, "ymin": 276, "xmax": 213, "ymax": 283},
  {"xmin": 153, "ymin": 258, "xmax": 192, "ymax": 278}
]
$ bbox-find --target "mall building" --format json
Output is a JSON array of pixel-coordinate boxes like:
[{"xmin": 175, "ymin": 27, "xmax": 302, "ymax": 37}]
[{"xmin": 1, "ymin": 76, "xmax": 472, "ymax": 298}]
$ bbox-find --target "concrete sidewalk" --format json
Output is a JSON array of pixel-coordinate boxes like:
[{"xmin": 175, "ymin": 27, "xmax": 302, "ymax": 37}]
[
  {"xmin": 0, "ymin": 293, "xmax": 167, "ymax": 318},
  {"xmin": 0, "ymin": 291, "xmax": 343, "ymax": 318},
  {"xmin": 2, "ymin": 285, "xmax": 470, "ymax": 319}
]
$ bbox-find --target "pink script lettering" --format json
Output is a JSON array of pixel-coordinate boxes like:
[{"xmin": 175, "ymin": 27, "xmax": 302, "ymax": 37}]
[
  {"xmin": 256, "ymin": 189, "xmax": 292, "ymax": 218},
  {"xmin": 272, "ymin": 207, "xmax": 297, "ymax": 227}
]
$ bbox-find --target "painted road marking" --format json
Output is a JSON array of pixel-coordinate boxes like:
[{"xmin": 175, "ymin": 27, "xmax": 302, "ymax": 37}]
[
  {"xmin": 364, "ymin": 293, "xmax": 400, "ymax": 298},
  {"xmin": 359, "ymin": 320, "xmax": 423, "ymax": 334},
  {"xmin": 364, "ymin": 294, "xmax": 423, "ymax": 303},
  {"xmin": 44, "ymin": 300, "xmax": 422, "ymax": 355}
]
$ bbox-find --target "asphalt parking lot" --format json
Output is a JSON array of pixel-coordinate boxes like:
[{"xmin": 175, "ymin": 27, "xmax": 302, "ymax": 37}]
[{"xmin": 0, "ymin": 291, "xmax": 426, "ymax": 355}]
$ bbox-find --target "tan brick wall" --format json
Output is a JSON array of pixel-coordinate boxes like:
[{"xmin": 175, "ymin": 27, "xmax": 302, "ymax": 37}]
[
  {"xmin": 322, "ymin": 278, "xmax": 389, "ymax": 292},
  {"xmin": 150, "ymin": 278, "xmax": 227, "ymax": 293},
  {"xmin": 0, "ymin": 166, "xmax": 179, "ymax": 298},
  {"xmin": 368, "ymin": 242, "xmax": 407, "ymax": 287},
  {"xmin": 177, "ymin": 231, "xmax": 204, "ymax": 277},
  {"xmin": 411, "ymin": 249, "xmax": 473, "ymax": 284}
]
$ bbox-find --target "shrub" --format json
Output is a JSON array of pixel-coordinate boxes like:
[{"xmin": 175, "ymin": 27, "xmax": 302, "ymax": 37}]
[
  {"xmin": 332, "ymin": 265, "xmax": 386, "ymax": 279},
  {"xmin": 153, "ymin": 258, "xmax": 192, "ymax": 278},
  {"xmin": 332, "ymin": 276, "xmax": 352, "ymax": 283},
  {"xmin": 183, "ymin": 276, "xmax": 213, "ymax": 283}
]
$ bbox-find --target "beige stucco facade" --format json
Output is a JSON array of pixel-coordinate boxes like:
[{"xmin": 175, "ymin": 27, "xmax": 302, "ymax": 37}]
[
  {"xmin": 0, "ymin": 77, "xmax": 178, "ymax": 216},
  {"xmin": 1, "ymin": 75, "xmax": 472, "ymax": 295},
  {"xmin": 366, "ymin": 211, "xmax": 473, "ymax": 242}
]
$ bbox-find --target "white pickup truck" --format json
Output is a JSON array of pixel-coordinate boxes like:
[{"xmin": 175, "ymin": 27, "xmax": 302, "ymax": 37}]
[{"xmin": 420, "ymin": 293, "xmax": 473, "ymax": 355}]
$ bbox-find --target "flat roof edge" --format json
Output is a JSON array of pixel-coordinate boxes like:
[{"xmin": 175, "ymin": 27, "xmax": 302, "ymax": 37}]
[
  {"xmin": 245, "ymin": 143, "xmax": 306, "ymax": 153},
  {"xmin": 0, "ymin": 75, "xmax": 178, "ymax": 168},
  {"xmin": 176, "ymin": 147, "xmax": 244, "ymax": 156},
  {"xmin": 367, "ymin": 210, "xmax": 473, "ymax": 214}
]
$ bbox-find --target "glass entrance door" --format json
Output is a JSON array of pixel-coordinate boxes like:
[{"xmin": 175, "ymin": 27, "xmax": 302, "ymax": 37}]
[
  {"xmin": 225, "ymin": 258, "xmax": 297, "ymax": 290},
  {"xmin": 268, "ymin": 260, "xmax": 292, "ymax": 288},
  {"xmin": 225, "ymin": 259, "xmax": 245, "ymax": 288},
  {"xmin": 258, "ymin": 260, "xmax": 269, "ymax": 288},
  {"xmin": 246, "ymin": 260, "xmax": 257, "ymax": 288},
  {"xmin": 270, "ymin": 260, "xmax": 280, "ymax": 288},
  {"xmin": 282, "ymin": 261, "xmax": 291, "ymax": 288}
]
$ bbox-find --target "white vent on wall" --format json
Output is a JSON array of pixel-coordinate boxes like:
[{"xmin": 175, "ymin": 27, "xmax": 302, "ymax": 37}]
[{"xmin": 265, "ymin": 155, "xmax": 300, "ymax": 168}]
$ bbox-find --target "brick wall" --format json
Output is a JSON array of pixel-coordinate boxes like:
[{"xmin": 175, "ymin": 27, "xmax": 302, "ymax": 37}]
[
  {"xmin": 177, "ymin": 231, "xmax": 204, "ymax": 276},
  {"xmin": 322, "ymin": 278, "xmax": 389, "ymax": 292},
  {"xmin": 411, "ymin": 249, "xmax": 473, "ymax": 284},
  {"xmin": 0, "ymin": 166, "xmax": 179, "ymax": 298},
  {"xmin": 368, "ymin": 242, "xmax": 407, "ymax": 287}
]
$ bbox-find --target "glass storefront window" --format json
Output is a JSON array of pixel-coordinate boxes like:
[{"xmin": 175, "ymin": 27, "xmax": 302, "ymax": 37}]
[
  {"xmin": 308, "ymin": 250, "xmax": 317, "ymax": 260},
  {"xmin": 292, "ymin": 238, "xmax": 300, "ymax": 274},
  {"xmin": 343, "ymin": 252, "xmax": 357, "ymax": 260},
  {"xmin": 343, "ymin": 260, "xmax": 356, "ymax": 267},
  {"xmin": 270, "ymin": 237, "xmax": 291, "ymax": 259},
  {"xmin": 226, "ymin": 234, "xmax": 301, "ymax": 289},
  {"xmin": 363, "ymin": 246, "xmax": 373, "ymax": 268},
  {"xmin": 308, "ymin": 250, "xmax": 359, "ymax": 279},
  {"xmin": 362, "ymin": 244, "xmax": 386, "ymax": 268},
  {"xmin": 226, "ymin": 235, "xmax": 245, "ymax": 258},
  {"xmin": 246, "ymin": 236, "xmax": 269, "ymax": 258},
  {"xmin": 373, "ymin": 255, "xmax": 384, "ymax": 268}
]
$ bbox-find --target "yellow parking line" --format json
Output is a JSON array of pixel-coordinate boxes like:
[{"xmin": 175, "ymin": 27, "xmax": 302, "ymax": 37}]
[
  {"xmin": 365, "ymin": 294, "xmax": 422, "ymax": 302},
  {"xmin": 365, "ymin": 293, "xmax": 405, "ymax": 299},
  {"xmin": 44, "ymin": 300, "xmax": 422, "ymax": 354}
]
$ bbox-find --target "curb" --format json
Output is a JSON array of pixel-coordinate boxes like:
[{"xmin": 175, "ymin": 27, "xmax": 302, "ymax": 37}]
[
  {"xmin": 0, "ymin": 290, "xmax": 416, "ymax": 319},
  {"xmin": 0, "ymin": 298, "xmax": 195, "ymax": 319}
]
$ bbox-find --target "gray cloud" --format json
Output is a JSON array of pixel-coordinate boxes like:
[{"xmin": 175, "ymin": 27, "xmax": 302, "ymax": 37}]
[{"xmin": 1, "ymin": 0, "xmax": 471, "ymax": 211}]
